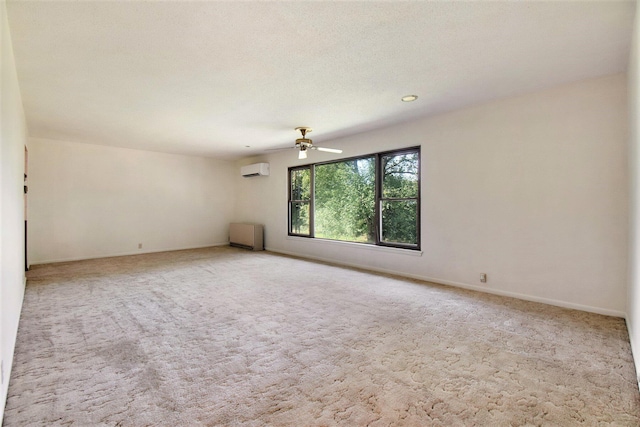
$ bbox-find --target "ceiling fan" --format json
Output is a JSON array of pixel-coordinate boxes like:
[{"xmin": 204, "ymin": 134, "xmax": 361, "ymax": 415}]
[{"xmin": 293, "ymin": 127, "xmax": 342, "ymax": 160}]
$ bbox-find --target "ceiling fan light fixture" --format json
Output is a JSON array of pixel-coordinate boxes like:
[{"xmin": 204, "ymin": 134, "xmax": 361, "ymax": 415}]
[
  {"xmin": 401, "ymin": 95, "xmax": 418, "ymax": 102},
  {"xmin": 293, "ymin": 126, "xmax": 341, "ymax": 159}
]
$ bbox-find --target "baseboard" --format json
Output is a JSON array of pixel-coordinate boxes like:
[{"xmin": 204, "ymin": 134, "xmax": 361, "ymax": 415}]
[
  {"xmin": 266, "ymin": 247, "xmax": 625, "ymax": 319},
  {"xmin": 31, "ymin": 243, "xmax": 627, "ymax": 317},
  {"xmin": 1, "ymin": 275, "xmax": 27, "ymax": 425},
  {"xmin": 626, "ymin": 317, "xmax": 640, "ymax": 391},
  {"xmin": 30, "ymin": 242, "xmax": 230, "ymax": 265}
]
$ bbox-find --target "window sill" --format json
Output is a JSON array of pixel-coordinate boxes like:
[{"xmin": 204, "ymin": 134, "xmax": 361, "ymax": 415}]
[{"xmin": 286, "ymin": 235, "xmax": 423, "ymax": 257}]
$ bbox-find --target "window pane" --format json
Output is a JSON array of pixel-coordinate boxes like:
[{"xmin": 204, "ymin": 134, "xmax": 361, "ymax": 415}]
[
  {"xmin": 290, "ymin": 201, "xmax": 310, "ymax": 235},
  {"xmin": 291, "ymin": 168, "xmax": 310, "ymax": 201},
  {"xmin": 315, "ymin": 158, "xmax": 375, "ymax": 243},
  {"xmin": 381, "ymin": 199, "xmax": 417, "ymax": 245},
  {"xmin": 382, "ymin": 152, "xmax": 419, "ymax": 198}
]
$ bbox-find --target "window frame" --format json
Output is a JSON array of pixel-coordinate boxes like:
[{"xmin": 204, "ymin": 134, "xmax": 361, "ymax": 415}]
[
  {"xmin": 376, "ymin": 147, "xmax": 421, "ymax": 250},
  {"xmin": 288, "ymin": 146, "xmax": 420, "ymax": 250},
  {"xmin": 287, "ymin": 165, "xmax": 313, "ymax": 237}
]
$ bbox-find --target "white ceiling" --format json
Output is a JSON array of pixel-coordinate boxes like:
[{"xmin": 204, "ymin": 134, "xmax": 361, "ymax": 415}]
[{"xmin": 6, "ymin": 1, "xmax": 636, "ymax": 159}]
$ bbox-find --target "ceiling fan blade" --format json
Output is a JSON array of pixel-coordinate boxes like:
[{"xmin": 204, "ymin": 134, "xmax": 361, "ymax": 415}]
[
  {"xmin": 316, "ymin": 147, "xmax": 343, "ymax": 154},
  {"xmin": 266, "ymin": 146, "xmax": 296, "ymax": 151}
]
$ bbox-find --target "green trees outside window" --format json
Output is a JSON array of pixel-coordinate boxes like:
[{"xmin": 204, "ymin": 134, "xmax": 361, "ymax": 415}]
[
  {"xmin": 380, "ymin": 151, "xmax": 419, "ymax": 245},
  {"xmin": 289, "ymin": 167, "xmax": 311, "ymax": 235},
  {"xmin": 288, "ymin": 147, "xmax": 420, "ymax": 250},
  {"xmin": 315, "ymin": 157, "xmax": 376, "ymax": 243}
]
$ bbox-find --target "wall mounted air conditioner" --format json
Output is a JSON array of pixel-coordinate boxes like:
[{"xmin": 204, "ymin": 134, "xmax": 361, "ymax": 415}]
[{"xmin": 241, "ymin": 163, "xmax": 270, "ymax": 178}]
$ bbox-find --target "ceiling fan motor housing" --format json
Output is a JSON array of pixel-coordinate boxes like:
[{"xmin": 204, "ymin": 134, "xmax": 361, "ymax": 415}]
[{"xmin": 296, "ymin": 138, "xmax": 313, "ymax": 147}]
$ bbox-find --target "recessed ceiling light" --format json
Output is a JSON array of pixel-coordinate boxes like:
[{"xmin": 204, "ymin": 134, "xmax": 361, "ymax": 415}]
[
  {"xmin": 245, "ymin": 145, "xmax": 251, "ymax": 148},
  {"xmin": 401, "ymin": 95, "xmax": 418, "ymax": 102}
]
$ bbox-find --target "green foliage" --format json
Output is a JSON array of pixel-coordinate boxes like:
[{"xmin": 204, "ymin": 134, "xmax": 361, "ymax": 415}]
[
  {"xmin": 382, "ymin": 200, "xmax": 417, "ymax": 244},
  {"xmin": 290, "ymin": 168, "xmax": 311, "ymax": 235},
  {"xmin": 289, "ymin": 149, "xmax": 419, "ymax": 246},
  {"xmin": 381, "ymin": 152, "xmax": 419, "ymax": 245},
  {"xmin": 290, "ymin": 201, "xmax": 310, "ymax": 235},
  {"xmin": 315, "ymin": 158, "xmax": 375, "ymax": 242},
  {"xmin": 382, "ymin": 152, "xmax": 419, "ymax": 198},
  {"xmin": 290, "ymin": 168, "xmax": 310, "ymax": 200}
]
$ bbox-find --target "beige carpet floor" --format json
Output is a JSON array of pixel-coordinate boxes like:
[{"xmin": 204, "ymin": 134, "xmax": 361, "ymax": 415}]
[{"xmin": 4, "ymin": 246, "xmax": 640, "ymax": 426}]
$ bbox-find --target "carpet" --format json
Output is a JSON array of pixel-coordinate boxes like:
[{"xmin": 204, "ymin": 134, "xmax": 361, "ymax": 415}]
[{"xmin": 4, "ymin": 246, "xmax": 640, "ymax": 426}]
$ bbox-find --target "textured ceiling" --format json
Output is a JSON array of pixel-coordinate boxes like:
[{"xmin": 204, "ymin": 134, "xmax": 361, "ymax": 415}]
[{"xmin": 6, "ymin": 1, "xmax": 636, "ymax": 159}]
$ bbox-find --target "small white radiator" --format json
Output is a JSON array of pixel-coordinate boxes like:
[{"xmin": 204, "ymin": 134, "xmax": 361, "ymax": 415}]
[{"xmin": 229, "ymin": 223, "xmax": 264, "ymax": 251}]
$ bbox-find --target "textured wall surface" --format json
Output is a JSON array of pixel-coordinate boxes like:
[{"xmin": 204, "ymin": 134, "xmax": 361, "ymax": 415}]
[
  {"xmin": 627, "ymin": 0, "xmax": 640, "ymax": 386},
  {"xmin": 0, "ymin": 1, "xmax": 27, "ymax": 422},
  {"xmin": 28, "ymin": 138, "xmax": 237, "ymax": 264},
  {"xmin": 237, "ymin": 74, "xmax": 629, "ymax": 316}
]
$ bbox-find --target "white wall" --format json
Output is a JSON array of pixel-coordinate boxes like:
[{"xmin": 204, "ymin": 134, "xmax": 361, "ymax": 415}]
[
  {"xmin": 0, "ymin": 0, "xmax": 27, "ymax": 422},
  {"xmin": 28, "ymin": 138, "xmax": 237, "ymax": 264},
  {"xmin": 628, "ymin": 1, "xmax": 640, "ymax": 386},
  {"xmin": 237, "ymin": 74, "xmax": 629, "ymax": 317}
]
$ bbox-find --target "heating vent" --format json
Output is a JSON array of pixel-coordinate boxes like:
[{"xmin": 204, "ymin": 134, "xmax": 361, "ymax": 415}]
[
  {"xmin": 229, "ymin": 223, "xmax": 264, "ymax": 251},
  {"xmin": 241, "ymin": 163, "xmax": 269, "ymax": 177}
]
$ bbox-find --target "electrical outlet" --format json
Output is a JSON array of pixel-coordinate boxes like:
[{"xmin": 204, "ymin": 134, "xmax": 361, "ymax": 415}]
[
  {"xmin": 480, "ymin": 273, "xmax": 487, "ymax": 283},
  {"xmin": 138, "ymin": 243, "xmax": 142, "ymax": 249}
]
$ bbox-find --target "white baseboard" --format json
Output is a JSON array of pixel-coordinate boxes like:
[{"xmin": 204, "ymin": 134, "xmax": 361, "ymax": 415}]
[
  {"xmin": 266, "ymin": 247, "xmax": 626, "ymax": 319},
  {"xmin": 1, "ymin": 275, "xmax": 27, "ymax": 425},
  {"xmin": 30, "ymin": 242, "xmax": 230, "ymax": 265},
  {"xmin": 31, "ymin": 243, "xmax": 627, "ymax": 317},
  {"xmin": 626, "ymin": 318, "xmax": 640, "ymax": 391}
]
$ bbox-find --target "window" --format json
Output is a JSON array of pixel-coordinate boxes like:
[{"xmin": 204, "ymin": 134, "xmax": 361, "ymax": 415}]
[
  {"xmin": 289, "ymin": 167, "xmax": 311, "ymax": 236},
  {"xmin": 315, "ymin": 157, "xmax": 376, "ymax": 243},
  {"xmin": 288, "ymin": 147, "xmax": 420, "ymax": 250},
  {"xmin": 380, "ymin": 150, "xmax": 419, "ymax": 247}
]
